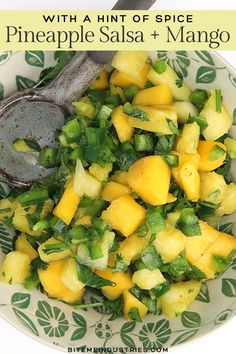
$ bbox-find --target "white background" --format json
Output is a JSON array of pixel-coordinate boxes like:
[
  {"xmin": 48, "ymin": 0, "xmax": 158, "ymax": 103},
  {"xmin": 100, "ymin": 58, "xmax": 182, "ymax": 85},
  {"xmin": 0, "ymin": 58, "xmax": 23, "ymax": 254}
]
[{"xmin": 0, "ymin": 1, "xmax": 236, "ymax": 354}]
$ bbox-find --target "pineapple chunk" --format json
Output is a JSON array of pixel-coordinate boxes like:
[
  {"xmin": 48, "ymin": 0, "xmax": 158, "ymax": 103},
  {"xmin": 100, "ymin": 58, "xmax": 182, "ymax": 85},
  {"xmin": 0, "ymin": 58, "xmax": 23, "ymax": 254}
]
[
  {"xmin": 89, "ymin": 163, "xmax": 113, "ymax": 182},
  {"xmin": 38, "ymin": 260, "xmax": 84, "ymax": 304},
  {"xmin": 53, "ymin": 177, "xmax": 80, "ymax": 225},
  {"xmin": 200, "ymin": 172, "xmax": 226, "ymax": 205},
  {"xmin": 0, "ymin": 198, "xmax": 16, "ymax": 221},
  {"xmin": 110, "ymin": 62, "xmax": 151, "ymax": 89},
  {"xmin": 147, "ymin": 61, "xmax": 191, "ymax": 101},
  {"xmin": 74, "ymin": 215, "xmax": 92, "ymax": 226},
  {"xmin": 112, "ymin": 51, "xmax": 148, "ymax": 81},
  {"xmin": 172, "ymin": 152, "xmax": 201, "ymax": 188},
  {"xmin": 123, "ymin": 290, "xmax": 148, "ymax": 320},
  {"xmin": 173, "ymin": 101, "xmax": 199, "ymax": 124},
  {"xmin": 133, "ymin": 85, "xmax": 172, "ymax": 106},
  {"xmin": 110, "ymin": 170, "xmax": 129, "ymax": 186},
  {"xmin": 132, "ymin": 269, "xmax": 165, "ymax": 290},
  {"xmin": 160, "ymin": 280, "xmax": 201, "ymax": 318},
  {"xmin": 96, "ymin": 268, "xmax": 133, "ymax": 300},
  {"xmin": 179, "ymin": 162, "xmax": 200, "ymax": 202},
  {"xmin": 127, "ymin": 156, "xmax": 171, "ymax": 205},
  {"xmin": 152, "ymin": 228, "xmax": 186, "ymax": 263},
  {"xmin": 101, "ymin": 182, "xmax": 131, "ymax": 202},
  {"xmin": 73, "ymin": 160, "xmax": 102, "ymax": 199},
  {"xmin": 200, "ymin": 90, "xmax": 232, "ymax": 141},
  {"xmin": 13, "ymin": 203, "xmax": 41, "ymax": 236},
  {"xmin": 112, "ymin": 106, "xmax": 134, "ymax": 143},
  {"xmin": 38, "ymin": 237, "xmax": 72, "ymax": 263},
  {"xmin": 15, "ymin": 234, "xmax": 38, "ymax": 261},
  {"xmin": 102, "ymin": 195, "xmax": 146, "ymax": 237},
  {"xmin": 217, "ymin": 183, "xmax": 236, "ymax": 216},
  {"xmin": 91, "ymin": 70, "xmax": 109, "ymax": 90},
  {"xmin": 117, "ymin": 233, "xmax": 149, "ymax": 264},
  {"xmin": 128, "ymin": 106, "xmax": 178, "ymax": 135},
  {"xmin": 176, "ymin": 122, "xmax": 200, "ymax": 154},
  {"xmin": 0, "ymin": 251, "xmax": 30, "ymax": 284},
  {"xmin": 198, "ymin": 141, "xmax": 226, "ymax": 172},
  {"xmin": 72, "ymin": 97, "xmax": 95, "ymax": 118},
  {"xmin": 61, "ymin": 258, "xmax": 85, "ymax": 292}
]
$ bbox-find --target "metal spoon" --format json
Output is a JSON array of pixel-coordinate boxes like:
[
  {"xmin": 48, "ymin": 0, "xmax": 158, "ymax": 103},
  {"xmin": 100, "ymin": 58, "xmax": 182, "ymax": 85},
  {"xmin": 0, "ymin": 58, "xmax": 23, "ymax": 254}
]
[{"xmin": 0, "ymin": 0, "xmax": 156, "ymax": 188}]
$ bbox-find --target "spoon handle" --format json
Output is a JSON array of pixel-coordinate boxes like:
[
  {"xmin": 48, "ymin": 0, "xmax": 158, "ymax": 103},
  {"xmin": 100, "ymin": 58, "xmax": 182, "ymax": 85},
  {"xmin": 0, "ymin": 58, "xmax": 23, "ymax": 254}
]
[{"xmin": 39, "ymin": 0, "xmax": 156, "ymax": 110}]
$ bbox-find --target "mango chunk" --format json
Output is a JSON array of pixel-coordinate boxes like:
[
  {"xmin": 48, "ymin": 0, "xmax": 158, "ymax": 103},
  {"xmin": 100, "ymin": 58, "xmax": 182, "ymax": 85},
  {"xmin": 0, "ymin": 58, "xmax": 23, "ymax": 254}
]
[
  {"xmin": 102, "ymin": 182, "xmax": 131, "ymax": 202},
  {"xmin": 127, "ymin": 156, "xmax": 171, "ymax": 205},
  {"xmin": 38, "ymin": 260, "xmax": 84, "ymax": 304},
  {"xmin": 160, "ymin": 280, "xmax": 201, "ymax": 318},
  {"xmin": 198, "ymin": 141, "xmax": 226, "ymax": 172},
  {"xmin": 110, "ymin": 62, "xmax": 151, "ymax": 89},
  {"xmin": 91, "ymin": 70, "xmax": 109, "ymax": 90},
  {"xmin": 123, "ymin": 290, "xmax": 148, "ymax": 320},
  {"xmin": 112, "ymin": 106, "xmax": 134, "ymax": 143},
  {"xmin": 96, "ymin": 268, "xmax": 133, "ymax": 300},
  {"xmin": 110, "ymin": 170, "xmax": 129, "ymax": 186},
  {"xmin": 133, "ymin": 85, "xmax": 172, "ymax": 106},
  {"xmin": 102, "ymin": 195, "xmax": 146, "ymax": 237},
  {"xmin": 179, "ymin": 162, "xmax": 200, "ymax": 202},
  {"xmin": 172, "ymin": 152, "xmax": 201, "ymax": 188},
  {"xmin": 53, "ymin": 177, "xmax": 80, "ymax": 225}
]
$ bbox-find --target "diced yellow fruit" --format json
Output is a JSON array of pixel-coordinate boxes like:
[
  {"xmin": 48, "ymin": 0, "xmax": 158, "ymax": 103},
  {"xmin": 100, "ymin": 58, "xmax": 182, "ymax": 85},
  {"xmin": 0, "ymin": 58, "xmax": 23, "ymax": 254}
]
[
  {"xmin": 74, "ymin": 215, "xmax": 92, "ymax": 226},
  {"xmin": 102, "ymin": 182, "xmax": 131, "ymax": 202},
  {"xmin": 123, "ymin": 290, "xmax": 148, "ymax": 320},
  {"xmin": 152, "ymin": 228, "xmax": 186, "ymax": 263},
  {"xmin": 0, "ymin": 198, "xmax": 16, "ymax": 221},
  {"xmin": 89, "ymin": 163, "xmax": 113, "ymax": 182},
  {"xmin": 176, "ymin": 122, "xmax": 200, "ymax": 154},
  {"xmin": 40, "ymin": 199, "xmax": 54, "ymax": 219},
  {"xmin": 117, "ymin": 233, "xmax": 149, "ymax": 264},
  {"xmin": 112, "ymin": 106, "xmax": 134, "ymax": 143},
  {"xmin": 198, "ymin": 141, "xmax": 226, "ymax": 172},
  {"xmin": 166, "ymin": 211, "xmax": 181, "ymax": 228},
  {"xmin": 200, "ymin": 172, "xmax": 226, "ymax": 204},
  {"xmin": 112, "ymin": 51, "xmax": 149, "ymax": 81},
  {"xmin": 110, "ymin": 170, "xmax": 129, "ymax": 186},
  {"xmin": 160, "ymin": 280, "xmax": 201, "ymax": 318},
  {"xmin": 96, "ymin": 268, "xmax": 133, "ymax": 300},
  {"xmin": 201, "ymin": 90, "xmax": 232, "ymax": 141},
  {"xmin": 188, "ymin": 229, "xmax": 236, "ymax": 279},
  {"xmin": 12, "ymin": 203, "xmax": 41, "ymax": 236},
  {"xmin": 72, "ymin": 97, "xmax": 95, "ymax": 118},
  {"xmin": 102, "ymin": 195, "xmax": 146, "ymax": 237},
  {"xmin": 110, "ymin": 85, "xmax": 126, "ymax": 102},
  {"xmin": 12, "ymin": 139, "xmax": 36, "ymax": 153},
  {"xmin": 172, "ymin": 152, "xmax": 201, "ymax": 188},
  {"xmin": 217, "ymin": 183, "xmax": 236, "ymax": 216},
  {"xmin": 38, "ymin": 260, "xmax": 84, "ymax": 304},
  {"xmin": 53, "ymin": 178, "xmax": 80, "ymax": 225},
  {"xmin": 173, "ymin": 101, "xmax": 199, "ymax": 124},
  {"xmin": 179, "ymin": 162, "xmax": 200, "ymax": 202},
  {"xmin": 152, "ymin": 104, "xmax": 175, "ymax": 111},
  {"xmin": 185, "ymin": 221, "xmax": 219, "ymax": 264},
  {"xmin": 73, "ymin": 160, "xmax": 102, "ymax": 199},
  {"xmin": 61, "ymin": 258, "xmax": 85, "ymax": 292},
  {"xmin": 110, "ymin": 62, "xmax": 151, "ymax": 89},
  {"xmin": 15, "ymin": 234, "xmax": 38, "ymax": 261},
  {"xmin": 133, "ymin": 85, "xmax": 172, "ymax": 106},
  {"xmin": 167, "ymin": 193, "xmax": 177, "ymax": 203},
  {"xmin": 128, "ymin": 106, "xmax": 178, "ymax": 135},
  {"xmin": 127, "ymin": 156, "xmax": 171, "ymax": 205},
  {"xmin": 38, "ymin": 237, "xmax": 72, "ymax": 263},
  {"xmin": 147, "ymin": 63, "xmax": 191, "ymax": 101},
  {"xmin": 91, "ymin": 70, "xmax": 109, "ymax": 90},
  {"xmin": 0, "ymin": 251, "xmax": 30, "ymax": 284},
  {"xmin": 132, "ymin": 269, "xmax": 165, "ymax": 290}
]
